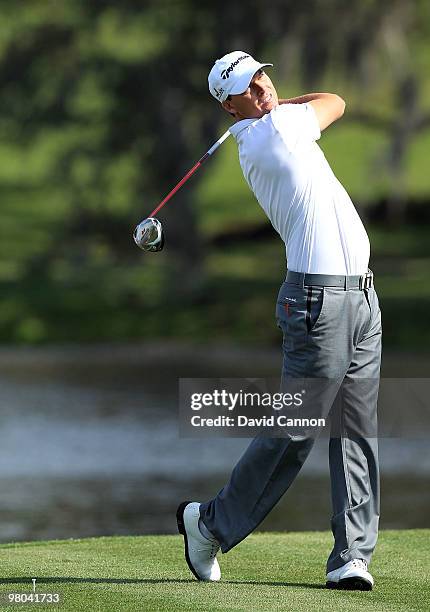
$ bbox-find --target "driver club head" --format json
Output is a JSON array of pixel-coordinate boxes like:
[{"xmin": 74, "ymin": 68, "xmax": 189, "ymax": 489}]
[{"xmin": 133, "ymin": 217, "xmax": 164, "ymax": 252}]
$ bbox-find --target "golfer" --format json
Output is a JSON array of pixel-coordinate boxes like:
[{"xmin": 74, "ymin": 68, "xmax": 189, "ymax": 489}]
[{"xmin": 177, "ymin": 51, "xmax": 381, "ymax": 590}]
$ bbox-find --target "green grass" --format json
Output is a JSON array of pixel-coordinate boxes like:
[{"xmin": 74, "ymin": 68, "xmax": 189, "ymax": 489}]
[
  {"xmin": 196, "ymin": 121, "xmax": 430, "ymax": 236},
  {"xmin": 0, "ymin": 530, "xmax": 428, "ymax": 611},
  {"xmin": 1, "ymin": 221, "xmax": 428, "ymax": 347}
]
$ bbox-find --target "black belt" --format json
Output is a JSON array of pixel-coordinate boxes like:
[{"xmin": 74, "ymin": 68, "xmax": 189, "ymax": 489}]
[{"xmin": 286, "ymin": 269, "xmax": 374, "ymax": 290}]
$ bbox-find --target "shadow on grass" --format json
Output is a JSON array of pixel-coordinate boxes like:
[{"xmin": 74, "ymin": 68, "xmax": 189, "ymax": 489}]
[
  {"xmin": 228, "ymin": 580, "xmax": 324, "ymax": 590},
  {"xmin": 0, "ymin": 577, "xmax": 325, "ymax": 589}
]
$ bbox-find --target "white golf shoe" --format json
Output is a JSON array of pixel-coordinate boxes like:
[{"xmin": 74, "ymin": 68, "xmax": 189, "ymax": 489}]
[
  {"xmin": 326, "ymin": 558, "xmax": 374, "ymax": 590},
  {"xmin": 176, "ymin": 501, "xmax": 221, "ymax": 581}
]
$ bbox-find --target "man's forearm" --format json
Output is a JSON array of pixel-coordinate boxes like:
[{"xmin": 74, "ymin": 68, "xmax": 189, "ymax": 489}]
[
  {"xmin": 278, "ymin": 92, "xmax": 346, "ymax": 130},
  {"xmin": 279, "ymin": 93, "xmax": 334, "ymax": 105}
]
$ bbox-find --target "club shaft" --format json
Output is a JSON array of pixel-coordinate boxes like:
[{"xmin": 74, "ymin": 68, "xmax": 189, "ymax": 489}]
[{"xmin": 149, "ymin": 130, "xmax": 230, "ymax": 218}]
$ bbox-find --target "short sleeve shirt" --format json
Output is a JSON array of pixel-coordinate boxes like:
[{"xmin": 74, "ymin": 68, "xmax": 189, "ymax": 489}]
[{"xmin": 229, "ymin": 103, "xmax": 370, "ymax": 275}]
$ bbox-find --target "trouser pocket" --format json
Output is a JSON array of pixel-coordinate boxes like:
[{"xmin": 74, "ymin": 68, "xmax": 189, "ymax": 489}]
[{"xmin": 276, "ymin": 283, "xmax": 326, "ymax": 349}]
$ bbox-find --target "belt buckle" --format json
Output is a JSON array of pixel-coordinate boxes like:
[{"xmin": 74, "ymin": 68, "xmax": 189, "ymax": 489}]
[{"xmin": 359, "ymin": 271, "xmax": 373, "ymax": 290}]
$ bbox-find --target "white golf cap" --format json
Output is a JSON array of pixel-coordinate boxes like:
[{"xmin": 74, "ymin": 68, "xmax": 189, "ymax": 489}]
[{"xmin": 208, "ymin": 51, "xmax": 273, "ymax": 103}]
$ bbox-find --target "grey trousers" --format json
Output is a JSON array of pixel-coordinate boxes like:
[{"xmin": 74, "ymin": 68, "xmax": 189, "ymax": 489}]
[{"xmin": 200, "ymin": 277, "xmax": 382, "ymax": 572}]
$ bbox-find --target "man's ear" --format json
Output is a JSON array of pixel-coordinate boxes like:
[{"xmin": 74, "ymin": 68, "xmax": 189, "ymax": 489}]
[{"xmin": 221, "ymin": 99, "xmax": 236, "ymax": 118}]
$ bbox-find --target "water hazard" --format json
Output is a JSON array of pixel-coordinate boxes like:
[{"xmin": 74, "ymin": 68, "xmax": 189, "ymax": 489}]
[{"xmin": 0, "ymin": 344, "xmax": 428, "ymax": 542}]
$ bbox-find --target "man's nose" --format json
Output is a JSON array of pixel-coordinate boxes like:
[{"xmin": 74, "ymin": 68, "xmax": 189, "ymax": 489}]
[{"xmin": 253, "ymin": 81, "xmax": 266, "ymax": 95}]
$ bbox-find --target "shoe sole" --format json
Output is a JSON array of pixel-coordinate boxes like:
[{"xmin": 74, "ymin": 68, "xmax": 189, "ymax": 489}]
[
  {"xmin": 176, "ymin": 501, "xmax": 202, "ymax": 581},
  {"xmin": 326, "ymin": 577, "xmax": 373, "ymax": 591}
]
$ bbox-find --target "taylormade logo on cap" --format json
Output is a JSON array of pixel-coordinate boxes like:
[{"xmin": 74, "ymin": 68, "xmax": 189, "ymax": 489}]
[
  {"xmin": 220, "ymin": 54, "xmax": 250, "ymax": 80},
  {"xmin": 208, "ymin": 51, "xmax": 273, "ymax": 103}
]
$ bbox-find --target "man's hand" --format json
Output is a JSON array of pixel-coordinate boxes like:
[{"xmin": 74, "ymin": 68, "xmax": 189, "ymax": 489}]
[{"xmin": 279, "ymin": 93, "xmax": 346, "ymax": 131}]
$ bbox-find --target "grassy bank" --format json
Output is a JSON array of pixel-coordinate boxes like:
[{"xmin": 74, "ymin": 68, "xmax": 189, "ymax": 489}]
[{"xmin": 0, "ymin": 530, "xmax": 428, "ymax": 611}]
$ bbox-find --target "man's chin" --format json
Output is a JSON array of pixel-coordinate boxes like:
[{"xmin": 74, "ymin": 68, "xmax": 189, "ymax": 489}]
[
  {"xmin": 261, "ymin": 105, "xmax": 275, "ymax": 116},
  {"xmin": 241, "ymin": 106, "xmax": 276, "ymax": 120},
  {"xmin": 261, "ymin": 101, "xmax": 278, "ymax": 114}
]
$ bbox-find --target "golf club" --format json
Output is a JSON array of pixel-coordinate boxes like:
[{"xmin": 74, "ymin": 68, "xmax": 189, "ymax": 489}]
[{"xmin": 133, "ymin": 129, "xmax": 231, "ymax": 251}]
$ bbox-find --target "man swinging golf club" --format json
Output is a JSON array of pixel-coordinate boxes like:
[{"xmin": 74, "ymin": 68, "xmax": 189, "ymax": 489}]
[{"xmin": 177, "ymin": 51, "xmax": 381, "ymax": 590}]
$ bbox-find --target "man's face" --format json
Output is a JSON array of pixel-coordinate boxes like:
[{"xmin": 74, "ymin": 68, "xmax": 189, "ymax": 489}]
[{"xmin": 222, "ymin": 69, "xmax": 279, "ymax": 120}]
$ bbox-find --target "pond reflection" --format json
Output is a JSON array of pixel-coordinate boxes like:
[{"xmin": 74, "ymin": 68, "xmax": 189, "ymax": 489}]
[{"xmin": 0, "ymin": 345, "xmax": 428, "ymax": 542}]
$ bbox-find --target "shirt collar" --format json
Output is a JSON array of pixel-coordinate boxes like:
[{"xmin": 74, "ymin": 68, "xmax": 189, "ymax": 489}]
[{"xmin": 229, "ymin": 117, "xmax": 260, "ymax": 140}]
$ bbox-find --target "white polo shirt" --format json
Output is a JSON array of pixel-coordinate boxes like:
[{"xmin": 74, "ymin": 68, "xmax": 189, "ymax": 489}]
[{"xmin": 229, "ymin": 103, "xmax": 370, "ymax": 275}]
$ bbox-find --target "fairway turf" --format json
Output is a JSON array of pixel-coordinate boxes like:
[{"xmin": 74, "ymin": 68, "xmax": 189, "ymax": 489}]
[{"xmin": 0, "ymin": 530, "xmax": 428, "ymax": 611}]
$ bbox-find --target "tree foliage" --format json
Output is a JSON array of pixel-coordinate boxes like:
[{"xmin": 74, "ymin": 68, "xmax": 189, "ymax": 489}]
[{"xmin": 0, "ymin": 0, "xmax": 428, "ymax": 343}]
